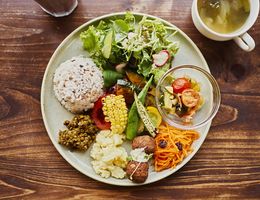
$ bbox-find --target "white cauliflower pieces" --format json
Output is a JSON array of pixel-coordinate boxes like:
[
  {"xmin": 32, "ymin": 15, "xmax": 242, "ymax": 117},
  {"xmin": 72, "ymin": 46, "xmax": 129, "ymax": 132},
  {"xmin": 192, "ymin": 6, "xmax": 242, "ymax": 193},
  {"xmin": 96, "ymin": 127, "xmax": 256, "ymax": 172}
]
[{"xmin": 90, "ymin": 130, "xmax": 128, "ymax": 179}]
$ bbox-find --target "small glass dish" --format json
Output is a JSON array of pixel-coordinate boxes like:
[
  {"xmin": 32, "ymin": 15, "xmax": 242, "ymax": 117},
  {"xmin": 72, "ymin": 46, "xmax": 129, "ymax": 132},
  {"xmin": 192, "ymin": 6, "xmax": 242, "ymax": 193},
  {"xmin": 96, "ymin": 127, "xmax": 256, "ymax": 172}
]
[{"xmin": 155, "ymin": 65, "xmax": 221, "ymax": 130}]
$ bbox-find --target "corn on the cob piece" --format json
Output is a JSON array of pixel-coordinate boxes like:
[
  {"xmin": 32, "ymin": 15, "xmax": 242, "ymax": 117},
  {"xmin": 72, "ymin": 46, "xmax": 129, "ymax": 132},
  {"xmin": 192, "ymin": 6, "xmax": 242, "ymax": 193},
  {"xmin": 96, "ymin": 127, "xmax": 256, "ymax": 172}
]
[{"xmin": 102, "ymin": 94, "xmax": 128, "ymax": 134}]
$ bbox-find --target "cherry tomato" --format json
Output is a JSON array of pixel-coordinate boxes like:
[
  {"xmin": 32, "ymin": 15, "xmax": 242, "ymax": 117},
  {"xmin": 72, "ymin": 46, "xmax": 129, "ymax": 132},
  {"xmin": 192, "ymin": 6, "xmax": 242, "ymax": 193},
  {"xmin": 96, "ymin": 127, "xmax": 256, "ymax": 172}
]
[
  {"xmin": 181, "ymin": 89, "xmax": 200, "ymax": 108},
  {"xmin": 172, "ymin": 78, "xmax": 191, "ymax": 93},
  {"xmin": 91, "ymin": 96, "xmax": 111, "ymax": 130}
]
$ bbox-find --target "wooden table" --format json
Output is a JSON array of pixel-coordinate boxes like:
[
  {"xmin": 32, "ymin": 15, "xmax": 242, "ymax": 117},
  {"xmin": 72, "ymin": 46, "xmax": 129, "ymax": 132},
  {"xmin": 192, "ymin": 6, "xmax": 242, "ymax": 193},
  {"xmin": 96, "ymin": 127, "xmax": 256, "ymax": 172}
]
[{"xmin": 0, "ymin": 0, "xmax": 259, "ymax": 199}]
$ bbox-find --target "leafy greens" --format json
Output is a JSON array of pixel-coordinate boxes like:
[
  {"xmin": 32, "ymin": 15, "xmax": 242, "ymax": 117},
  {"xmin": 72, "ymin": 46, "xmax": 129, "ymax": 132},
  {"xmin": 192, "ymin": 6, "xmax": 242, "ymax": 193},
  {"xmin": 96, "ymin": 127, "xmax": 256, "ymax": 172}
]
[{"xmin": 80, "ymin": 12, "xmax": 179, "ymax": 81}]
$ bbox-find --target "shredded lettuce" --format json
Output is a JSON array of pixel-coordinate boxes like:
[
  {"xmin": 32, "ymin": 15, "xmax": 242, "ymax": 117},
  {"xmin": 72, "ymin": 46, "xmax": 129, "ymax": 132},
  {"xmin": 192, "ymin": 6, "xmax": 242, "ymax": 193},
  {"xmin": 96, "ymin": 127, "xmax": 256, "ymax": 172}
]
[{"xmin": 80, "ymin": 12, "xmax": 179, "ymax": 80}]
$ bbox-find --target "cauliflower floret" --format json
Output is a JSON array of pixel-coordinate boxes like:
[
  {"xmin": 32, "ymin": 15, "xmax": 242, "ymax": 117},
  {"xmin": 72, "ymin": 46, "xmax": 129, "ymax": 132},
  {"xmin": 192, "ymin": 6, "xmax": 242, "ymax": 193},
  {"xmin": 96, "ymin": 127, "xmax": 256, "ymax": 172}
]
[
  {"xmin": 112, "ymin": 134, "xmax": 125, "ymax": 146},
  {"xmin": 91, "ymin": 160, "xmax": 110, "ymax": 178},
  {"xmin": 90, "ymin": 143, "xmax": 102, "ymax": 160},
  {"xmin": 96, "ymin": 130, "xmax": 113, "ymax": 147},
  {"xmin": 90, "ymin": 130, "xmax": 128, "ymax": 179},
  {"xmin": 110, "ymin": 166, "xmax": 126, "ymax": 179}
]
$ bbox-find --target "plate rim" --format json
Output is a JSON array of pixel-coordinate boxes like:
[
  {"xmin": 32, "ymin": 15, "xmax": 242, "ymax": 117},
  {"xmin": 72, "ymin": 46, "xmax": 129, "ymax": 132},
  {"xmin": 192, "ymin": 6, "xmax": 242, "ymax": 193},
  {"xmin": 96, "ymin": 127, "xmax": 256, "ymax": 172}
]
[{"xmin": 41, "ymin": 12, "xmax": 211, "ymax": 186}]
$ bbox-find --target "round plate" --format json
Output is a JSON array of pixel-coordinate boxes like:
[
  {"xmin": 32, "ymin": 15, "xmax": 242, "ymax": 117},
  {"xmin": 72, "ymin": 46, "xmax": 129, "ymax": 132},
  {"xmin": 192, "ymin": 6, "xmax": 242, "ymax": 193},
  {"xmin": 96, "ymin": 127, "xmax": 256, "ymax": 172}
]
[{"xmin": 41, "ymin": 12, "xmax": 211, "ymax": 186}]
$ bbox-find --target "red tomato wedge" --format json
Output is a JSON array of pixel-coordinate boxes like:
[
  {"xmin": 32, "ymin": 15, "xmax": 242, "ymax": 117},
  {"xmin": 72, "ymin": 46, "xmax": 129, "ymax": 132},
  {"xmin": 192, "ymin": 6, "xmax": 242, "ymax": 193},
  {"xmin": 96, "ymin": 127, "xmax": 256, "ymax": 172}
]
[
  {"xmin": 91, "ymin": 96, "xmax": 111, "ymax": 130},
  {"xmin": 172, "ymin": 78, "xmax": 191, "ymax": 93}
]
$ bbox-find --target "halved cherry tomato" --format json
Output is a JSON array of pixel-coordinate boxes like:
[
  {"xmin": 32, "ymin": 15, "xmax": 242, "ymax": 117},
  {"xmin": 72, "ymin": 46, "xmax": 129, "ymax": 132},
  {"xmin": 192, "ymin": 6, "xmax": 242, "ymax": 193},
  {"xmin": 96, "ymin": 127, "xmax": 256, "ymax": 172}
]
[
  {"xmin": 181, "ymin": 89, "xmax": 200, "ymax": 108},
  {"xmin": 172, "ymin": 78, "xmax": 191, "ymax": 93},
  {"xmin": 91, "ymin": 96, "xmax": 111, "ymax": 130}
]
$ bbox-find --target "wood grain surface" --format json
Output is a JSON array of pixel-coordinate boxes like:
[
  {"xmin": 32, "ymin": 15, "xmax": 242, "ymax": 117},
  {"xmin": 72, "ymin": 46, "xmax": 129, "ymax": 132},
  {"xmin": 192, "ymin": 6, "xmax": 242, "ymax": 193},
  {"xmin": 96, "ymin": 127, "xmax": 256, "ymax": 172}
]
[{"xmin": 0, "ymin": 0, "xmax": 259, "ymax": 199}]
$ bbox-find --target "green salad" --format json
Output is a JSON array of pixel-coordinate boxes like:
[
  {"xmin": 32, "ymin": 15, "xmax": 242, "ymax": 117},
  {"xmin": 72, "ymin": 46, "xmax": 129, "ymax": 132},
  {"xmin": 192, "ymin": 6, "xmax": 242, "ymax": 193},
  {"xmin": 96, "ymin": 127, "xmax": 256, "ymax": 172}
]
[{"xmin": 80, "ymin": 12, "xmax": 179, "ymax": 84}]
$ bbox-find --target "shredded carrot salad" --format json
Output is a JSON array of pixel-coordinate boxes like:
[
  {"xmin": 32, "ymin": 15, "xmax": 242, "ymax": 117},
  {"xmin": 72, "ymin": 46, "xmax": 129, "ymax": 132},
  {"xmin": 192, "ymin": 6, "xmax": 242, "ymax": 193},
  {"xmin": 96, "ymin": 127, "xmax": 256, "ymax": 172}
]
[{"xmin": 154, "ymin": 122, "xmax": 199, "ymax": 172}]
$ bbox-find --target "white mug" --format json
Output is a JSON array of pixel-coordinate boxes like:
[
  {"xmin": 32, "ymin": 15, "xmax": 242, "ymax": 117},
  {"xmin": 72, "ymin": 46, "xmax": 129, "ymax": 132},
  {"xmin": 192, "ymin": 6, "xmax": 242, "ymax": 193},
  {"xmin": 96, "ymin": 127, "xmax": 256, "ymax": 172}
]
[{"xmin": 192, "ymin": 0, "xmax": 259, "ymax": 52}]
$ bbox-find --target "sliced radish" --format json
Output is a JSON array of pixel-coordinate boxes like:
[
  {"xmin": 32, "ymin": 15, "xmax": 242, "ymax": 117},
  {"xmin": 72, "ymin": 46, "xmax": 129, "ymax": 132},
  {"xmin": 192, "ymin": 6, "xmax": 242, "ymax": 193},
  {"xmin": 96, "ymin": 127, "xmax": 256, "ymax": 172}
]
[{"xmin": 152, "ymin": 50, "xmax": 170, "ymax": 67}]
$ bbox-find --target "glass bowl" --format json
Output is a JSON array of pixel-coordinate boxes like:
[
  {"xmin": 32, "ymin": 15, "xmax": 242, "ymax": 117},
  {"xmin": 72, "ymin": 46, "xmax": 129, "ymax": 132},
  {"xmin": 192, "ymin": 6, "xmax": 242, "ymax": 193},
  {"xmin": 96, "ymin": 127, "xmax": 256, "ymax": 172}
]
[{"xmin": 155, "ymin": 65, "xmax": 221, "ymax": 130}]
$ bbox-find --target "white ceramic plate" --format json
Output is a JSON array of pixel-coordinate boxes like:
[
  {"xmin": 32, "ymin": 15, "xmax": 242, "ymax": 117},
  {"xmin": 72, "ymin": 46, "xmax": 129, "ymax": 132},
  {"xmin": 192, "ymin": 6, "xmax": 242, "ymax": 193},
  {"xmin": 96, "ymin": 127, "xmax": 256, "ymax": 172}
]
[{"xmin": 41, "ymin": 12, "xmax": 211, "ymax": 186}]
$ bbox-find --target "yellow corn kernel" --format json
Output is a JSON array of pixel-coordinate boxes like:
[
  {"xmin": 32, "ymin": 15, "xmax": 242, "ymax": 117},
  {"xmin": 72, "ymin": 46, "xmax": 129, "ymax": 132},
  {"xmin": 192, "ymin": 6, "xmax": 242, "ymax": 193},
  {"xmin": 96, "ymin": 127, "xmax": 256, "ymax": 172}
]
[{"xmin": 102, "ymin": 94, "xmax": 128, "ymax": 134}]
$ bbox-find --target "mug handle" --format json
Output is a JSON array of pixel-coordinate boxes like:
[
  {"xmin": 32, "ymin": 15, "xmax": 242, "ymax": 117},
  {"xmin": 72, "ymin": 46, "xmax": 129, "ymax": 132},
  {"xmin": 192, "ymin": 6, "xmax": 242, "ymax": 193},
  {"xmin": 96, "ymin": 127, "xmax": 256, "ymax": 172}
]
[{"xmin": 233, "ymin": 32, "xmax": 255, "ymax": 52}]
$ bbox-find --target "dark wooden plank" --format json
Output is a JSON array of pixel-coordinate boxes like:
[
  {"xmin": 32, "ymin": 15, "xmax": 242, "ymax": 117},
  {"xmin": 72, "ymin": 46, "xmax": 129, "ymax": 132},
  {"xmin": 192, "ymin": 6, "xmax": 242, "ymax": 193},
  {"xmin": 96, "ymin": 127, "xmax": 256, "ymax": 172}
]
[{"xmin": 0, "ymin": 0, "xmax": 260, "ymax": 199}]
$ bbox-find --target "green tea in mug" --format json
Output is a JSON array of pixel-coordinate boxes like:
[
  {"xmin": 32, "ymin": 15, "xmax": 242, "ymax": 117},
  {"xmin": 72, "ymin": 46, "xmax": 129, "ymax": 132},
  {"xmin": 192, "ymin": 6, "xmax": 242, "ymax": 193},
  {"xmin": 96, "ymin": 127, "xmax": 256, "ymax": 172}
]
[{"xmin": 198, "ymin": 0, "xmax": 250, "ymax": 34}]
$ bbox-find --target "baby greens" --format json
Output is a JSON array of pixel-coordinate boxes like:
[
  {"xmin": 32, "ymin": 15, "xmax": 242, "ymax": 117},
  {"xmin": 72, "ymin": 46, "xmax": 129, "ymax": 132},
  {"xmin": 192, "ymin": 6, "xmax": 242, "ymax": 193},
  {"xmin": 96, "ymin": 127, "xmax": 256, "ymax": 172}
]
[{"xmin": 80, "ymin": 12, "xmax": 179, "ymax": 81}]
